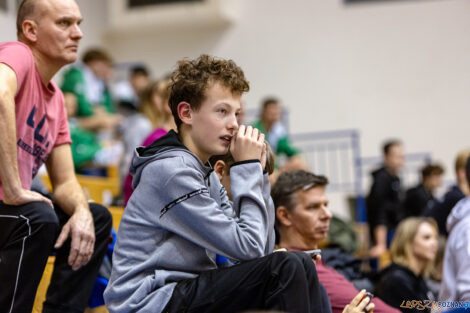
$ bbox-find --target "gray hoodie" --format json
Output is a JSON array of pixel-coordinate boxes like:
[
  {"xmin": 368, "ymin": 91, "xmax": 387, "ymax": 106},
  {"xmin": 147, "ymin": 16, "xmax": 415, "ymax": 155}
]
[
  {"xmin": 439, "ymin": 197, "xmax": 470, "ymax": 301},
  {"xmin": 104, "ymin": 130, "xmax": 275, "ymax": 313}
]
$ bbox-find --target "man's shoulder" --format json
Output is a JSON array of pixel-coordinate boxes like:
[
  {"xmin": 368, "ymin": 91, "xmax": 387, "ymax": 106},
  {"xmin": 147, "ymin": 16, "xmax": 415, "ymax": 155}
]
[
  {"xmin": 0, "ymin": 42, "xmax": 33, "ymax": 62},
  {"xmin": 0, "ymin": 41, "xmax": 31, "ymax": 54},
  {"xmin": 0, "ymin": 42, "xmax": 34, "ymax": 75}
]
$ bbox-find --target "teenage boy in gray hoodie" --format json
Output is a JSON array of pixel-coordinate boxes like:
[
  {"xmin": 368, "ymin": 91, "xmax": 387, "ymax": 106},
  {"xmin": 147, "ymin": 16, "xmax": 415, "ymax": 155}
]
[
  {"xmin": 439, "ymin": 156, "xmax": 470, "ymax": 302},
  {"xmin": 104, "ymin": 55, "xmax": 326, "ymax": 313}
]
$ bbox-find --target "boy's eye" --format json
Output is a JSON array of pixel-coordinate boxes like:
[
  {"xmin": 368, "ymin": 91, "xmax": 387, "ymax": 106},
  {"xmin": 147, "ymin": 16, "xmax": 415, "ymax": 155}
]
[{"xmin": 218, "ymin": 109, "xmax": 227, "ymax": 114}]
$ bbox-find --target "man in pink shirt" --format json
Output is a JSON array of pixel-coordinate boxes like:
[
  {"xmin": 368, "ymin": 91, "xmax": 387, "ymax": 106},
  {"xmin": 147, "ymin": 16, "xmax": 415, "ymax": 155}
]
[
  {"xmin": 272, "ymin": 170, "xmax": 401, "ymax": 313},
  {"xmin": 0, "ymin": 1, "xmax": 111, "ymax": 312}
]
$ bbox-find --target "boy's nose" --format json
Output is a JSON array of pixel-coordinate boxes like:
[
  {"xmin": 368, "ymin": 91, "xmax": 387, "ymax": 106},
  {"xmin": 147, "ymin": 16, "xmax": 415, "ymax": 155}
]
[{"xmin": 229, "ymin": 115, "xmax": 238, "ymax": 130}]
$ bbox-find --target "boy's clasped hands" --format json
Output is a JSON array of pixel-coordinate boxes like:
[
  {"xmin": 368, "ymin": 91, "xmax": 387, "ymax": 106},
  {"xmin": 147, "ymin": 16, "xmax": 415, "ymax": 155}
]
[{"xmin": 230, "ymin": 125, "xmax": 267, "ymax": 169}]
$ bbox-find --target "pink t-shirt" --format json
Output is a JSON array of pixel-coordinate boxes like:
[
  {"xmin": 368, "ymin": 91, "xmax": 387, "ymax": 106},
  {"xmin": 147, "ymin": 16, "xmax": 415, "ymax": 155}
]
[{"xmin": 0, "ymin": 42, "xmax": 71, "ymax": 199}]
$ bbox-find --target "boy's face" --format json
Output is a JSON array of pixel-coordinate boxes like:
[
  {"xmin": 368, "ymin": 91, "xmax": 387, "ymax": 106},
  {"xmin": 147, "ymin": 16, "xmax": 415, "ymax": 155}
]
[{"xmin": 189, "ymin": 83, "xmax": 240, "ymax": 162}]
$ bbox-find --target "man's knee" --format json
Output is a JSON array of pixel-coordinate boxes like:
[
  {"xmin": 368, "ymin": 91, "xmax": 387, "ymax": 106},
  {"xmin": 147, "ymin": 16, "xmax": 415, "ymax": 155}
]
[{"xmin": 21, "ymin": 201, "xmax": 59, "ymax": 226}]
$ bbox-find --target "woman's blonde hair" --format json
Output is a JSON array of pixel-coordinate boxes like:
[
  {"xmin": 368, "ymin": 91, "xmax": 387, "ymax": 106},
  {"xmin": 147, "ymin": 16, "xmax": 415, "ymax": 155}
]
[
  {"xmin": 139, "ymin": 79, "xmax": 171, "ymax": 129},
  {"xmin": 390, "ymin": 217, "xmax": 438, "ymax": 277}
]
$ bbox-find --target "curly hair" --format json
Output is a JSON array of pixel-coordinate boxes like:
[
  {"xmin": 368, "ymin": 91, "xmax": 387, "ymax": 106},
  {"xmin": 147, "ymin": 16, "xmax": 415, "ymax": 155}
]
[{"xmin": 169, "ymin": 54, "xmax": 250, "ymax": 129}]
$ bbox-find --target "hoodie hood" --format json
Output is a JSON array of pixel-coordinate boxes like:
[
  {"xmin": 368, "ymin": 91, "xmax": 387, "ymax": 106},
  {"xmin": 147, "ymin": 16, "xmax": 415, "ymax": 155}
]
[
  {"xmin": 129, "ymin": 129, "xmax": 212, "ymax": 190},
  {"xmin": 446, "ymin": 197, "xmax": 470, "ymax": 233}
]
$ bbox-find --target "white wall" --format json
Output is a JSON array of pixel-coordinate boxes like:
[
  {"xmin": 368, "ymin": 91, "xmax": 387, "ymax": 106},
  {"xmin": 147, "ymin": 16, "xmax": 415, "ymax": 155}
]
[
  {"xmin": 101, "ymin": 0, "xmax": 470, "ymax": 166},
  {"xmin": 100, "ymin": 0, "xmax": 470, "ymax": 216},
  {"xmin": 0, "ymin": 0, "xmax": 18, "ymax": 43},
  {"xmin": 2, "ymin": 0, "xmax": 469, "ymax": 217}
]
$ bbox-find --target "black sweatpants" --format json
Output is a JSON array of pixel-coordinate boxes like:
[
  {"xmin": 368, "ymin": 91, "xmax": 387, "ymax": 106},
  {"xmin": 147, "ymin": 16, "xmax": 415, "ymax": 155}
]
[
  {"xmin": 0, "ymin": 201, "xmax": 112, "ymax": 313},
  {"xmin": 164, "ymin": 251, "xmax": 326, "ymax": 313}
]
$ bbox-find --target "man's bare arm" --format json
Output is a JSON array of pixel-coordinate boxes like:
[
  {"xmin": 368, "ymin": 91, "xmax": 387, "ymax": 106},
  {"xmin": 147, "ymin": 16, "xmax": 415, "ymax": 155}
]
[
  {"xmin": 46, "ymin": 144, "xmax": 88, "ymax": 215},
  {"xmin": 46, "ymin": 144, "xmax": 95, "ymax": 270},
  {"xmin": 370, "ymin": 225, "xmax": 387, "ymax": 257},
  {"xmin": 0, "ymin": 63, "xmax": 52, "ymax": 206}
]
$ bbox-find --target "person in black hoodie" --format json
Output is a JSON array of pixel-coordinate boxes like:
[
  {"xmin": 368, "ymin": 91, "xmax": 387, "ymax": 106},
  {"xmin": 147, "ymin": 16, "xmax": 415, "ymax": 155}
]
[
  {"xmin": 404, "ymin": 164, "xmax": 444, "ymax": 218},
  {"xmin": 367, "ymin": 140, "xmax": 405, "ymax": 257},
  {"xmin": 375, "ymin": 217, "xmax": 438, "ymax": 312},
  {"xmin": 427, "ymin": 149, "xmax": 470, "ymax": 235}
]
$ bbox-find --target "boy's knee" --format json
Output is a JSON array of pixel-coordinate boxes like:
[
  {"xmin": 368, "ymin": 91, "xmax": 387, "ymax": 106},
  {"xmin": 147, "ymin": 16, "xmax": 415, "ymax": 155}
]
[
  {"xmin": 270, "ymin": 251, "xmax": 304, "ymax": 274},
  {"xmin": 89, "ymin": 203, "xmax": 112, "ymax": 231}
]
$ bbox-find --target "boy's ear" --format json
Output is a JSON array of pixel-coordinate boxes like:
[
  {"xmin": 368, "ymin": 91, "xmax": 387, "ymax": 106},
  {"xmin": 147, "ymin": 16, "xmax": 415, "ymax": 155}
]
[
  {"xmin": 276, "ymin": 206, "xmax": 292, "ymax": 227},
  {"xmin": 213, "ymin": 160, "xmax": 227, "ymax": 180},
  {"xmin": 177, "ymin": 102, "xmax": 192, "ymax": 125}
]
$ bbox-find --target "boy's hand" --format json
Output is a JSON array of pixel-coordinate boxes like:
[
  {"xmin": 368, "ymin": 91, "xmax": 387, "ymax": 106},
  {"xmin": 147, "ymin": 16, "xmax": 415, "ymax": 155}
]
[
  {"xmin": 230, "ymin": 125, "xmax": 265, "ymax": 163},
  {"xmin": 260, "ymin": 142, "xmax": 267, "ymax": 171}
]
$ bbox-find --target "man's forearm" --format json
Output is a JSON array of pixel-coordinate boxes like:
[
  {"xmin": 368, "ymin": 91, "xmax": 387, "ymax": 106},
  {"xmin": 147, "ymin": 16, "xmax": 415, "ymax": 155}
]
[
  {"xmin": 52, "ymin": 179, "xmax": 89, "ymax": 215},
  {"xmin": 373, "ymin": 225, "xmax": 387, "ymax": 247},
  {"xmin": 0, "ymin": 66, "xmax": 23, "ymax": 198},
  {"xmin": 76, "ymin": 115, "xmax": 104, "ymax": 131}
]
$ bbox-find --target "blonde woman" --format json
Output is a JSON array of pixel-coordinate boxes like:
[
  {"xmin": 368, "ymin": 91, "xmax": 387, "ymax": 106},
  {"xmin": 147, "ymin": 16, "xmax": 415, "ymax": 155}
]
[
  {"xmin": 123, "ymin": 79, "xmax": 175, "ymax": 205},
  {"xmin": 375, "ymin": 217, "xmax": 438, "ymax": 312}
]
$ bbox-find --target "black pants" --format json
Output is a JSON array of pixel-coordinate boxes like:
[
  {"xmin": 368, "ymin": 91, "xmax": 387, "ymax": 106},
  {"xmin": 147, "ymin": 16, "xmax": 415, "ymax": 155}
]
[
  {"xmin": 165, "ymin": 251, "xmax": 325, "ymax": 313},
  {"xmin": 0, "ymin": 201, "xmax": 112, "ymax": 313}
]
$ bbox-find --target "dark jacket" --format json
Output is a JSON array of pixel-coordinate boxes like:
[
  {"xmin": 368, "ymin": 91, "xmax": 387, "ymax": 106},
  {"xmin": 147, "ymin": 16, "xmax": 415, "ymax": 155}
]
[
  {"xmin": 367, "ymin": 167, "xmax": 404, "ymax": 242},
  {"xmin": 404, "ymin": 184, "xmax": 438, "ymax": 218},
  {"xmin": 427, "ymin": 185, "xmax": 464, "ymax": 235},
  {"xmin": 376, "ymin": 263, "xmax": 434, "ymax": 313}
]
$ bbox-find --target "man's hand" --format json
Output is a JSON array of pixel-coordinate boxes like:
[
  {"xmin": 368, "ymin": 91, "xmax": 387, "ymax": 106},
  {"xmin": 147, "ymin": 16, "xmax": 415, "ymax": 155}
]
[
  {"xmin": 54, "ymin": 208, "xmax": 95, "ymax": 271},
  {"xmin": 342, "ymin": 290, "xmax": 375, "ymax": 313},
  {"xmin": 230, "ymin": 125, "xmax": 265, "ymax": 163},
  {"xmin": 369, "ymin": 244, "xmax": 387, "ymax": 258},
  {"xmin": 3, "ymin": 188, "xmax": 53, "ymax": 208}
]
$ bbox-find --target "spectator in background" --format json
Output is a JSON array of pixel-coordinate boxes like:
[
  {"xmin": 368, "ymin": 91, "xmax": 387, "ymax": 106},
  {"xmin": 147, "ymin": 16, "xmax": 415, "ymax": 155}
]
[
  {"xmin": 439, "ymin": 156, "xmax": 470, "ymax": 302},
  {"xmin": 120, "ymin": 80, "xmax": 170, "ymax": 172},
  {"xmin": 65, "ymin": 89, "xmax": 123, "ymax": 171},
  {"xmin": 253, "ymin": 97, "xmax": 306, "ymax": 171},
  {"xmin": 272, "ymin": 170, "xmax": 396, "ymax": 313},
  {"xmin": 404, "ymin": 163, "xmax": 444, "ymax": 218},
  {"xmin": 129, "ymin": 66, "xmax": 150, "ymax": 102},
  {"xmin": 367, "ymin": 139, "xmax": 405, "ymax": 257},
  {"xmin": 122, "ymin": 79, "xmax": 175, "ymax": 205},
  {"xmin": 428, "ymin": 149, "xmax": 470, "ymax": 235},
  {"xmin": 375, "ymin": 217, "xmax": 438, "ymax": 313},
  {"xmin": 113, "ymin": 65, "xmax": 150, "ymax": 112},
  {"xmin": 426, "ymin": 235, "xmax": 446, "ymax": 300},
  {"xmin": 61, "ymin": 48, "xmax": 122, "ymax": 133}
]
